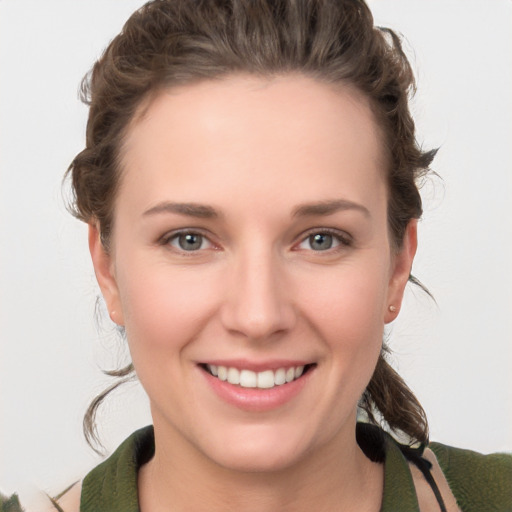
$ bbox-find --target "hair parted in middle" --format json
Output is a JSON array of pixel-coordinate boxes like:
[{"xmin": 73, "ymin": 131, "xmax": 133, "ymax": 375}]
[{"xmin": 67, "ymin": 0, "xmax": 435, "ymax": 452}]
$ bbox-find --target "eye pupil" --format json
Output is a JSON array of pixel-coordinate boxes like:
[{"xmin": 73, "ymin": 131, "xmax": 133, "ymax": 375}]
[
  {"xmin": 178, "ymin": 233, "xmax": 202, "ymax": 251},
  {"xmin": 310, "ymin": 233, "xmax": 333, "ymax": 251}
]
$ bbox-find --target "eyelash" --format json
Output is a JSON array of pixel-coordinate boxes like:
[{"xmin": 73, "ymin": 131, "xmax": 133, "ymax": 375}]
[
  {"xmin": 294, "ymin": 228, "xmax": 353, "ymax": 253},
  {"xmin": 160, "ymin": 229, "xmax": 216, "ymax": 254},
  {"xmin": 159, "ymin": 228, "xmax": 353, "ymax": 254}
]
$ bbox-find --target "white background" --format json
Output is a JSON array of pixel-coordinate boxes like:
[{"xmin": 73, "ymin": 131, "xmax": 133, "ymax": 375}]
[{"xmin": 1, "ymin": 0, "xmax": 511, "ymax": 505}]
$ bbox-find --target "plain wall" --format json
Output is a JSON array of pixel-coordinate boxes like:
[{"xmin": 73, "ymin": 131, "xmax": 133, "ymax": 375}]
[{"xmin": 1, "ymin": 0, "xmax": 511, "ymax": 505}]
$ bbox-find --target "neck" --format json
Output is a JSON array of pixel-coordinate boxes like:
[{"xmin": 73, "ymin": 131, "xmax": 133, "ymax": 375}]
[{"xmin": 138, "ymin": 419, "xmax": 383, "ymax": 512}]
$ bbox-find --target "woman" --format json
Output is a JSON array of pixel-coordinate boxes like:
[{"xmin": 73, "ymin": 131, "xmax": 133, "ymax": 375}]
[{"xmin": 2, "ymin": 1, "xmax": 511, "ymax": 511}]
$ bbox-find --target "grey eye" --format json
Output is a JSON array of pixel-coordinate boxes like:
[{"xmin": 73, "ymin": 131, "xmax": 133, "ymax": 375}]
[
  {"xmin": 308, "ymin": 233, "xmax": 334, "ymax": 251},
  {"xmin": 177, "ymin": 233, "xmax": 204, "ymax": 251},
  {"xmin": 165, "ymin": 231, "xmax": 214, "ymax": 253}
]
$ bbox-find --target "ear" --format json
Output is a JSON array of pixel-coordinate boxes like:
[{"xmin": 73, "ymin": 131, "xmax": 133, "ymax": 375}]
[
  {"xmin": 88, "ymin": 223, "xmax": 124, "ymax": 326},
  {"xmin": 385, "ymin": 219, "xmax": 418, "ymax": 323}
]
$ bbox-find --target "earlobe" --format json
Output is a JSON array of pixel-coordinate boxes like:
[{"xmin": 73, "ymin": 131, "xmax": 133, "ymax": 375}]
[
  {"xmin": 385, "ymin": 220, "xmax": 418, "ymax": 323},
  {"xmin": 88, "ymin": 223, "xmax": 124, "ymax": 325}
]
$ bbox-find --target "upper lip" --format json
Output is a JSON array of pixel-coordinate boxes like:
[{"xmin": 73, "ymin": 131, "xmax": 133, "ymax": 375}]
[{"xmin": 198, "ymin": 359, "xmax": 314, "ymax": 372}]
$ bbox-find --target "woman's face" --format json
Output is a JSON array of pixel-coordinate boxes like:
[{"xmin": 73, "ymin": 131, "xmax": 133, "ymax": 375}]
[{"xmin": 91, "ymin": 75, "xmax": 416, "ymax": 472}]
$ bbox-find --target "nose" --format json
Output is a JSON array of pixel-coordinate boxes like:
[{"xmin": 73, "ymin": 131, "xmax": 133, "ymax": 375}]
[{"xmin": 220, "ymin": 246, "xmax": 296, "ymax": 342}]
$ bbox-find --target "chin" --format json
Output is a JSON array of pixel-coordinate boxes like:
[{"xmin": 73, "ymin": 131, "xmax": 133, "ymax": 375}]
[
  {"xmin": 200, "ymin": 425, "xmax": 314, "ymax": 474},
  {"xmin": 212, "ymin": 446, "xmax": 302, "ymax": 474}
]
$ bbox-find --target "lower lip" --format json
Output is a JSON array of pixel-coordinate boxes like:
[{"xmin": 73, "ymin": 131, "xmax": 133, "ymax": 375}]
[{"xmin": 200, "ymin": 367, "xmax": 314, "ymax": 412}]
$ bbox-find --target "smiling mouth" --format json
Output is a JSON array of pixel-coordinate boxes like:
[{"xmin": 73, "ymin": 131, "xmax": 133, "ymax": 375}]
[{"xmin": 200, "ymin": 363, "xmax": 315, "ymax": 390}]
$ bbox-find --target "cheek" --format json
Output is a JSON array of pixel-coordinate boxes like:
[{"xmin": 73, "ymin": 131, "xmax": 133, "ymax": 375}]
[
  {"xmin": 115, "ymin": 257, "xmax": 221, "ymax": 358},
  {"xmin": 294, "ymin": 260, "xmax": 389, "ymax": 405},
  {"xmin": 298, "ymin": 263, "xmax": 389, "ymax": 347}
]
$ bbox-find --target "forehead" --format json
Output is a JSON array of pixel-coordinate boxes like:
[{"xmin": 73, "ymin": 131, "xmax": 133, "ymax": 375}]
[{"xmin": 118, "ymin": 74, "xmax": 387, "ymax": 213}]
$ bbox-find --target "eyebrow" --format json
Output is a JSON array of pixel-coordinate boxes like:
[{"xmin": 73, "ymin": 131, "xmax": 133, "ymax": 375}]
[
  {"xmin": 142, "ymin": 198, "xmax": 369, "ymax": 220},
  {"xmin": 292, "ymin": 199, "xmax": 370, "ymax": 218},
  {"xmin": 143, "ymin": 202, "xmax": 219, "ymax": 219}
]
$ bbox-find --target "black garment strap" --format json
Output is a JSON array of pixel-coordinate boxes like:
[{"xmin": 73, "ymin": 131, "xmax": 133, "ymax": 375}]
[
  {"xmin": 398, "ymin": 443, "xmax": 448, "ymax": 512},
  {"xmin": 356, "ymin": 423, "xmax": 448, "ymax": 512}
]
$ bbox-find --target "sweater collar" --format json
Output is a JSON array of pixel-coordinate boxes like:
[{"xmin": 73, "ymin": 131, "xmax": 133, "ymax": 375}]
[{"xmin": 81, "ymin": 424, "xmax": 420, "ymax": 512}]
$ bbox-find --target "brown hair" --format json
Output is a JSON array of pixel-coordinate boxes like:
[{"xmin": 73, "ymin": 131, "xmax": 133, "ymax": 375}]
[{"xmin": 67, "ymin": 0, "xmax": 435, "ymax": 452}]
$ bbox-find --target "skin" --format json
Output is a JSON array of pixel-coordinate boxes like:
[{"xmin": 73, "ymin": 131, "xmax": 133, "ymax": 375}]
[{"xmin": 89, "ymin": 75, "xmax": 417, "ymax": 512}]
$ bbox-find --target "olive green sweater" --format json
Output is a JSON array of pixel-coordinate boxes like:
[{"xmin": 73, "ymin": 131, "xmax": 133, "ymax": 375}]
[
  {"xmin": 3, "ymin": 425, "xmax": 511, "ymax": 511},
  {"xmin": 81, "ymin": 425, "xmax": 512, "ymax": 511}
]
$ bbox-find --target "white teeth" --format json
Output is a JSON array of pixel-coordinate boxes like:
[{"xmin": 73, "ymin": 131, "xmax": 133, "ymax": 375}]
[
  {"xmin": 274, "ymin": 368, "xmax": 286, "ymax": 385},
  {"xmin": 206, "ymin": 364, "xmax": 309, "ymax": 389},
  {"xmin": 257, "ymin": 370, "xmax": 275, "ymax": 389},
  {"xmin": 227, "ymin": 367, "xmax": 240, "ymax": 385},
  {"xmin": 217, "ymin": 366, "xmax": 227, "ymax": 381},
  {"xmin": 240, "ymin": 369, "xmax": 257, "ymax": 388}
]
